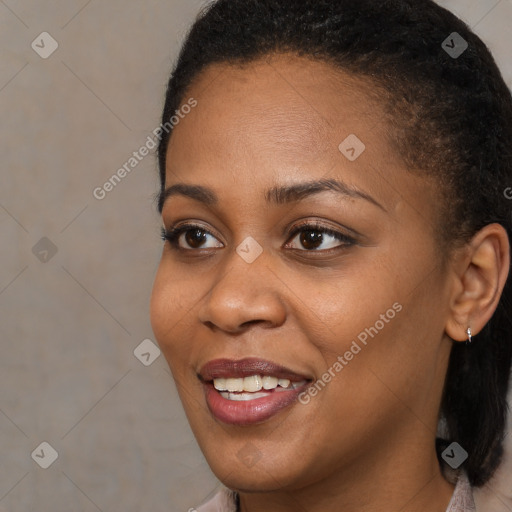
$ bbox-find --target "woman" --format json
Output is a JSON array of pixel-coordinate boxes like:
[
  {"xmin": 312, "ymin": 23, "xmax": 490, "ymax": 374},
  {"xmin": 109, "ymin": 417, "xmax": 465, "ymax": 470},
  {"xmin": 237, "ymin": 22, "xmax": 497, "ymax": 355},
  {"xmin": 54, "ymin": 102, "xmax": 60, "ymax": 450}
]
[{"xmin": 150, "ymin": 1, "xmax": 512, "ymax": 510}]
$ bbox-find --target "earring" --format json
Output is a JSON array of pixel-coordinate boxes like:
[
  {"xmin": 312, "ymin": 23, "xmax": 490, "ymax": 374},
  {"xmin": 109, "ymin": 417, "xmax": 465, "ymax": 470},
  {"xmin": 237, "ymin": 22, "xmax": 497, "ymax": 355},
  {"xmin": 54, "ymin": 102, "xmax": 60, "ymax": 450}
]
[{"xmin": 466, "ymin": 327, "xmax": 472, "ymax": 344}]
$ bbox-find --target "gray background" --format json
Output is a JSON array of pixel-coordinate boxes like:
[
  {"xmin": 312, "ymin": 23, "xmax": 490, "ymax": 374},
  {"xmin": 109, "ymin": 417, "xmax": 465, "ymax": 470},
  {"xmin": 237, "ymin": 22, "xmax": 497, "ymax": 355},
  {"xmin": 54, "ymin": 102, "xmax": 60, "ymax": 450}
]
[{"xmin": 1, "ymin": 1, "xmax": 511, "ymax": 511}]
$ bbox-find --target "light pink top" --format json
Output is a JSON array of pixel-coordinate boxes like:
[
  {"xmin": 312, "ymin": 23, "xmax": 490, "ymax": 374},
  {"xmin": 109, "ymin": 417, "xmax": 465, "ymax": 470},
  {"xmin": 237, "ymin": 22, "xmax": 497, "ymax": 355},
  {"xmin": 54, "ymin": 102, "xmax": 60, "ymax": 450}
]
[{"xmin": 195, "ymin": 471, "xmax": 475, "ymax": 512}]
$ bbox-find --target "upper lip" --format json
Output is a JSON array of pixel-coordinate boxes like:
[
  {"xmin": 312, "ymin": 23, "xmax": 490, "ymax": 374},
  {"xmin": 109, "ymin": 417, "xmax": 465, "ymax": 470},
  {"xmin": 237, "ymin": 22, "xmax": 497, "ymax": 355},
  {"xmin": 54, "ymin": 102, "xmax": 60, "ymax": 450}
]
[{"xmin": 198, "ymin": 358, "xmax": 313, "ymax": 382}]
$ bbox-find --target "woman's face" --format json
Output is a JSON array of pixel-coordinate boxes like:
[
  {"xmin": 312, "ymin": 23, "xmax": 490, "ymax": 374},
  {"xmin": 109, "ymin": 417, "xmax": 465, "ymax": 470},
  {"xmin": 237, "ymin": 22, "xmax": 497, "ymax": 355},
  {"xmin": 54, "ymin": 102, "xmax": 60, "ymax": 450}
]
[{"xmin": 151, "ymin": 54, "xmax": 455, "ymax": 492}]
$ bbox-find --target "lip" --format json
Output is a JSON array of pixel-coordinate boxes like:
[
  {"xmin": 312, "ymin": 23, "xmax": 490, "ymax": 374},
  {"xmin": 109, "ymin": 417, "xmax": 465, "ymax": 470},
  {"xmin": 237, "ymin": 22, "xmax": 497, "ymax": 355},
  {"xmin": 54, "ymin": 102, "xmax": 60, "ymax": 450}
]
[
  {"xmin": 198, "ymin": 357, "xmax": 312, "ymax": 382},
  {"xmin": 198, "ymin": 358, "xmax": 313, "ymax": 426}
]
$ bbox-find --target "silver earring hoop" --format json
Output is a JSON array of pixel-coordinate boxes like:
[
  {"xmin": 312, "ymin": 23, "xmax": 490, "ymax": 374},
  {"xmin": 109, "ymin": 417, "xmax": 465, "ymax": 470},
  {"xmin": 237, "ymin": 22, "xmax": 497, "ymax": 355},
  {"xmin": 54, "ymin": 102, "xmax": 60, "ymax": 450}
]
[{"xmin": 466, "ymin": 327, "xmax": 472, "ymax": 344}]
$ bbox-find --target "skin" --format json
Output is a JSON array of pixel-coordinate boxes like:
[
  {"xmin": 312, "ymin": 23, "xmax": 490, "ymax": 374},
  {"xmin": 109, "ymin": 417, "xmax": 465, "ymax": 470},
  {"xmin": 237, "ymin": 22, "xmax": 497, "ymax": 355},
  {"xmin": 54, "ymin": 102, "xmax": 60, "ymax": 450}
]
[{"xmin": 150, "ymin": 54, "xmax": 510, "ymax": 512}]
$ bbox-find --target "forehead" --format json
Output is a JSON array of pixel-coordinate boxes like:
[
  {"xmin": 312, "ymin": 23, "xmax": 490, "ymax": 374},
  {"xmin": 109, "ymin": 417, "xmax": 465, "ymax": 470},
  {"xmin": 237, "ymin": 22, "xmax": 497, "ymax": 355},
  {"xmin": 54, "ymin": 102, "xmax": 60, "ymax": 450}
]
[
  {"xmin": 168, "ymin": 55, "xmax": 392, "ymax": 167},
  {"xmin": 164, "ymin": 54, "xmax": 434, "ymax": 221}
]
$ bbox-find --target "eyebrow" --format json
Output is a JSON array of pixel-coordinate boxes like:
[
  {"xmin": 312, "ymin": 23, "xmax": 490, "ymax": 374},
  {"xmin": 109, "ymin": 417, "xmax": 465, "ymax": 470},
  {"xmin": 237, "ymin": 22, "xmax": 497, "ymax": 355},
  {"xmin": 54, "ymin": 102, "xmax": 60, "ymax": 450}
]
[{"xmin": 158, "ymin": 178, "xmax": 386, "ymax": 212}]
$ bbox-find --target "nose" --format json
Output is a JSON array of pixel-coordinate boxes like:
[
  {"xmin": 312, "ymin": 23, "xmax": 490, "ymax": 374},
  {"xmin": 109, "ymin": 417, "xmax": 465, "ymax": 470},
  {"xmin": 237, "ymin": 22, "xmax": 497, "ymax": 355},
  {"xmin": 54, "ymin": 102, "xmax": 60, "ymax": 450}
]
[{"xmin": 198, "ymin": 247, "xmax": 287, "ymax": 334}]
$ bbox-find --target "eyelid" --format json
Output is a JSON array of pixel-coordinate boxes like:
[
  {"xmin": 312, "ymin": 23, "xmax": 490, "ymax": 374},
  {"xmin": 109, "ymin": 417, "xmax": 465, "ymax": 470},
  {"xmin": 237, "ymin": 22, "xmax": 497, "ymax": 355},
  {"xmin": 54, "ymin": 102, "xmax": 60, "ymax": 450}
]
[
  {"xmin": 283, "ymin": 217, "xmax": 362, "ymax": 240},
  {"xmin": 163, "ymin": 220, "xmax": 223, "ymax": 240}
]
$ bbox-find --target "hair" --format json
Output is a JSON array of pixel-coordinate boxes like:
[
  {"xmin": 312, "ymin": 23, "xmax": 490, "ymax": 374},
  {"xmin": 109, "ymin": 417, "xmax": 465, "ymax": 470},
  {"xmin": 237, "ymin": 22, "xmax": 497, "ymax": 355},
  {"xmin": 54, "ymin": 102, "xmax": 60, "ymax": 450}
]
[{"xmin": 157, "ymin": 0, "xmax": 512, "ymax": 487}]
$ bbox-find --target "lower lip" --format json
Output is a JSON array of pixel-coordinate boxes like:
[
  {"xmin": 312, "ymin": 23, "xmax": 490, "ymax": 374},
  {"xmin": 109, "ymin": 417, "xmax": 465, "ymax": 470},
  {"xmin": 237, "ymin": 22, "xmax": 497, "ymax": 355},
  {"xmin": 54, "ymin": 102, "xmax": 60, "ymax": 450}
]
[{"xmin": 203, "ymin": 382, "xmax": 308, "ymax": 426}]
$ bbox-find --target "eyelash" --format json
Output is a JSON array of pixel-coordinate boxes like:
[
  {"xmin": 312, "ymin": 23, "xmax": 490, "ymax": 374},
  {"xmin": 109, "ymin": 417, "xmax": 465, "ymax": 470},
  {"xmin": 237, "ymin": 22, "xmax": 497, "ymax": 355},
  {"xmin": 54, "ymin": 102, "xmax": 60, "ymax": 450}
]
[{"xmin": 161, "ymin": 221, "xmax": 356, "ymax": 253}]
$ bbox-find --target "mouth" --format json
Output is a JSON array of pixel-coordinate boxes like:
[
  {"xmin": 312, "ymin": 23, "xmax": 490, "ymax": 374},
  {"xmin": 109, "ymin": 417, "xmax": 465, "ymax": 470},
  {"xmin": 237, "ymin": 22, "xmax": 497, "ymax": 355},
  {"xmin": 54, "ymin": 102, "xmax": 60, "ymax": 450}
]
[{"xmin": 198, "ymin": 358, "xmax": 313, "ymax": 426}]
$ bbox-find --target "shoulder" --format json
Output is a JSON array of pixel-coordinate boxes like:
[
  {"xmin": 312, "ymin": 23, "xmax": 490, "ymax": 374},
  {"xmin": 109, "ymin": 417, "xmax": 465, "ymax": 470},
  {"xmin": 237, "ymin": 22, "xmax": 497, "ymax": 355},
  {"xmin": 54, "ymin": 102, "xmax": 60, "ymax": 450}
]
[{"xmin": 445, "ymin": 470, "xmax": 476, "ymax": 512}]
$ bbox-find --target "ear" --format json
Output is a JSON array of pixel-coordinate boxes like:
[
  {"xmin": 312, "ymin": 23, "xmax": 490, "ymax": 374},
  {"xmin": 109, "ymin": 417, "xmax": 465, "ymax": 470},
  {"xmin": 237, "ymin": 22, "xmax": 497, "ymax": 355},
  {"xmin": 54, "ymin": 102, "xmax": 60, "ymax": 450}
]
[{"xmin": 445, "ymin": 223, "xmax": 510, "ymax": 343}]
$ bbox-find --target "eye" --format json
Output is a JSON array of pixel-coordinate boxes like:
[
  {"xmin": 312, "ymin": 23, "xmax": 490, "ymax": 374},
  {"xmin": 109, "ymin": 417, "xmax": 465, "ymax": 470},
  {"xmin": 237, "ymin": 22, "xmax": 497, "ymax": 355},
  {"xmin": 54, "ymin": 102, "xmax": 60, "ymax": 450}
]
[
  {"xmin": 161, "ymin": 224, "xmax": 224, "ymax": 250},
  {"xmin": 284, "ymin": 222, "xmax": 356, "ymax": 251},
  {"xmin": 161, "ymin": 221, "xmax": 356, "ymax": 253}
]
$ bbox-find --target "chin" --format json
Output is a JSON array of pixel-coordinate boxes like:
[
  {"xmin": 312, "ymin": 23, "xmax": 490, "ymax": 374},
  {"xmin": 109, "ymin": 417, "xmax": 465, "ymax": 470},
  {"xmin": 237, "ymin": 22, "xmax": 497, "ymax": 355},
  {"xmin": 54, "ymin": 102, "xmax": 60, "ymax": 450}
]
[
  {"xmin": 202, "ymin": 446, "xmax": 307, "ymax": 493},
  {"xmin": 216, "ymin": 468, "xmax": 297, "ymax": 494}
]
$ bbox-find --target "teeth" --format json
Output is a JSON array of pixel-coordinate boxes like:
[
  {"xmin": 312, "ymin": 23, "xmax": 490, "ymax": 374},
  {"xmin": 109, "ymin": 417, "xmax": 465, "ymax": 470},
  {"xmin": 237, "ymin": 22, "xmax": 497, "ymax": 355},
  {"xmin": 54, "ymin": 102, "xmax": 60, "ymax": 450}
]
[
  {"xmin": 219, "ymin": 391, "xmax": 269, "ymax": 401},
  {"xmin": 225, "ymin": 378, "xmax": 244, "ymax": 392},
  {"xmin": 262, "ymin": 376, "xmax": 278, "ymax": 389},
  {"xmin": 244, "ymin": 375, "xmax": 262, "ymax": 392},
  {"xmin": 214, "ymin": 378, "xmax": 227, "ymax": 391},
  {"xmin": 213, "ymin": 375, "xmax": 305, "ymax": 393}
]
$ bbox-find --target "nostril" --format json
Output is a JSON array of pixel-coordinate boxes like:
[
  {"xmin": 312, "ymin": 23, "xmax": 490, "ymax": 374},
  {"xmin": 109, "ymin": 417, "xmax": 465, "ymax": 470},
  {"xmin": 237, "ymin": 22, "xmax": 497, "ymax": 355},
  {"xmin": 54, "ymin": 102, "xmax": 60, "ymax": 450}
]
[{"xmin": 240, "ymin": 319, "xmax": 267, "ymax": 328}]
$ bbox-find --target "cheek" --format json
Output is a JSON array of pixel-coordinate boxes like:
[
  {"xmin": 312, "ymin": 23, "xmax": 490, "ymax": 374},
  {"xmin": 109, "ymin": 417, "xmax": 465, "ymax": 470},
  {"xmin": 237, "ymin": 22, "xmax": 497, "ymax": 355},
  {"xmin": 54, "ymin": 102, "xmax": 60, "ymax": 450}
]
[
  {"xmin": 150, "ymin": 261, "xmax": 196, "ymax": 356},
  {"xmin": 150, "ymin": 265, "xmax": 171, "ymax": 341},
  {"xmin": 285, "ymin": 261, "xmax": 416, "ymax": 393},
  {"xmin": 278, "ymin": 262, "xmax": 398, "ymax": 347}
]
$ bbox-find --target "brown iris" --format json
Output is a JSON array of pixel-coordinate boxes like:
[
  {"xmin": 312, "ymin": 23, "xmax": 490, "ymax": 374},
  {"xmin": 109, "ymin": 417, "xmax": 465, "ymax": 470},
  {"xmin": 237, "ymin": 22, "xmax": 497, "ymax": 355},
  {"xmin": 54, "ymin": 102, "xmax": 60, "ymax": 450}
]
[
  {"xmin": 185, "ymin": 229, "xmax": 207, "ymax": 248},
  {"xmin": 300, "ymin": 230, "xmax": 323, "ymax": 250}
]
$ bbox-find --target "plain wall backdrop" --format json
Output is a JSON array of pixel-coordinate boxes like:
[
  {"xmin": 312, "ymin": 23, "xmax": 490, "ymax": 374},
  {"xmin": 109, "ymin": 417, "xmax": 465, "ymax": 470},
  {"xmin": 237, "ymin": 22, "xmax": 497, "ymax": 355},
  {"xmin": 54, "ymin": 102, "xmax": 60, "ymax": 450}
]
[{"xmin": 1, "ymin": 1, "xmax": 511, "ymax": 511}]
